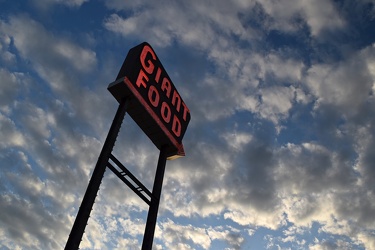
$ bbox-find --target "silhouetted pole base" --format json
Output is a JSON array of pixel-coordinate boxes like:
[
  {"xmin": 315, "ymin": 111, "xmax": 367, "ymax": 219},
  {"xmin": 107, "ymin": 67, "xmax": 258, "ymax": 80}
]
[
  {"xmin": 65, "ymin": 98, "xmax": 128, "ymax": 250},
  {"xmin": 141, "ymin": 146, "xmax": 168, "ymax": 250}
]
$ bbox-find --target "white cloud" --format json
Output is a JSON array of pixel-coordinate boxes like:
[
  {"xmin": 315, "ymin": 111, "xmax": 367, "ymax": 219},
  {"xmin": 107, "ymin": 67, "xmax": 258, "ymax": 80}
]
[
  {"xmin": 118, "ymin": 218, "xmax": 145, "ymax": 238},
  {"xmin": 308, "ymin": 239, "xmax": 355, "ymax": 250},
  {"xmin": 266, "ymin": 54, "xmax": 303, "ymax": 81},
  {"xmin": 224, "ymin": 209, "xmax": 284, "ymax": 230},
  {"xmin": 54, "ymin": 41, "xmax": 97, "ymax": 72},
  {"xmin": 80, "ymin": 216, "xmax": 107, "ymax": 250},
  {"xmin": 0, "ymin": 69, "xmax": 21, "ymax": 112},
  {"xmin": 222, "ymin": 132, "xmax": 253, "ymax": 151},
  {"xmin": 104, "ymin": 14, "xmax": 139, "ymax": 36},
  {"xmin": 258, "ymin": 86, "xmax": 296, "ymax": 124},
  {"xmin": 2, "ymin": 15, "xmax": 97, "ymax": 77},
  {"xmin": 0, "ymin": 192, "xmax": 68, "ymax": 249},
  {"xmin": 160, "ymin": 219, "xmax": 211, "ymax": 249},
  {"xmin": 357, "ymin": 232, "xmax": 375, "ymax": 250},
  {"xmin": 306, "ymin": 44, "xmax": 374, "ymax": 114},
  {"xmin": 158, "ymin": 219, "xmax": 245, "ymax": 249},
  {"xmin": 0, "ymin": 113, "xmax": 25, "ymax": 148},
  {"xmin": 272, "ymin": 141, "xmax": 375, "ymax": 247},
  {"xmin": 283, "ymin": 194, "xmax": 333, "ymax": 227},
  {"xmin": 0, "ymin": 34, "xmax": 16, "ymax": 64},
  {"xmin": 259, "ymin": 0, "xmax": 345, "ymax": 36},
  {"xmin": 0, "ymin": 15, "xmax": 114, "ymax": 135},
  {"xmin": 114, "ymin": 238, "xmax": 140, "ymax": 250}
]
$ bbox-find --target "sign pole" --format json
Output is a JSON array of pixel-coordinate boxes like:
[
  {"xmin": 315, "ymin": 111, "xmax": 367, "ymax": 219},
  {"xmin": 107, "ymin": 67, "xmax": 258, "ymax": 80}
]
[
  {"xmin": 65, "ymin": 98, "xmax": 128, "ymax": 250},
  {"xmin": 141, "ymin": 145, "xmax": 168, "ymax": 250}
]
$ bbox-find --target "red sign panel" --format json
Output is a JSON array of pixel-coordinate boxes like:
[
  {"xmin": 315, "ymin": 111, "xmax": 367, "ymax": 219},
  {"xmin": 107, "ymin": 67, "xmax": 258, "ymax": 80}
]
[{"xmin": 108, "ymin": 42, "xmax": 191, "ymax": 159}]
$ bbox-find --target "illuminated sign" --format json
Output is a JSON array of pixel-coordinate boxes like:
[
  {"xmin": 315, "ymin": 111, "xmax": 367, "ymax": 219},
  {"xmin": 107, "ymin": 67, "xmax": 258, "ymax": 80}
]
[{"xmin": 108, "ymin": 42, "xmax": 191, "ymax": 159}]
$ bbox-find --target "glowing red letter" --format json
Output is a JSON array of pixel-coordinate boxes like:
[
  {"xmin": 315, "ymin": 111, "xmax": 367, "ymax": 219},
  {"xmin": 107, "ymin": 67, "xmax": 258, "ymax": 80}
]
[
  {"xmin": 161, "ymin": 78, "xmax": 172, "ymax": 98},
  {"xmin": 148, "ymin": 85, "xmax": 160, "ymax": 107},
  {"xmin": 172, "ymin": 91, "xmax": 181, "ymax": 112},
  {"xmin": 181, "ymin": 102, "xmax": 190, "ymax": 121},
  {"xmin": 161, "ymin": 102, "xmax": 171, "ymax": 123},
  {"xmin": 172, "ymin": 115, "xmax": 181, "ymax": 137},
  {"xmin": 136, "ymin": 69, "xmax": 148, "ymax": 88},
  {"xmin": 140, "ymin": 45, "xmax": 156, "ymax": 74}
]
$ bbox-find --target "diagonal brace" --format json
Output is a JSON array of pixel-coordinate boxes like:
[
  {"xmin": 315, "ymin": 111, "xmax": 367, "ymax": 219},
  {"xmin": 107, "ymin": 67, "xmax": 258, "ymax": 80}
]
[{"xmin": 108, "ymin": 154, "xmax": 153, "ymax": 205}]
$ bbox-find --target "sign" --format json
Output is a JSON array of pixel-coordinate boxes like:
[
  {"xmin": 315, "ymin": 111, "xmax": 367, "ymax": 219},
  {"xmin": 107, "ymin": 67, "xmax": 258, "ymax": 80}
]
[{"xmin": 108, "ymin": 42, "xmax": 191, "ymax": 160}]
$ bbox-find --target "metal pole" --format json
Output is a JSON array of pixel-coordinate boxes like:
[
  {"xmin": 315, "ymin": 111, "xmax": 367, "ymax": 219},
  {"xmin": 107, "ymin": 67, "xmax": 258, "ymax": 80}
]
[
  {"xmin": 65, "ymin": 98, "xmax": 128, "ymax": 250},
  {"xmin": 141, "ymin": 146, "xmax": 168, "ymax": 250}
]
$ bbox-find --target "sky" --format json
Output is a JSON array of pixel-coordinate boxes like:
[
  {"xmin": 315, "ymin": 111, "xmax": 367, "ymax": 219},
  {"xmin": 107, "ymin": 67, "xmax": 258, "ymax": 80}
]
[{"xmin": 1, "ymin": 0, "xmax": 375, "ymax": 249}]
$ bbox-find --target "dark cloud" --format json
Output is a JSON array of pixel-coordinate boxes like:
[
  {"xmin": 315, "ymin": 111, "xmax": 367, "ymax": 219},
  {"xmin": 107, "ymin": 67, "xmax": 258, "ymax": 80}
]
[{"xmin": 226, "ymin": 139, "xmax": 278, "ymax": 211}]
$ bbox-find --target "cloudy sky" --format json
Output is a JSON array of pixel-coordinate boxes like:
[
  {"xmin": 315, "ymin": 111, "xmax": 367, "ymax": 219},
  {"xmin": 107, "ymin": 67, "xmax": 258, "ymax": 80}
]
[{"xmin": 1, "ymin": 0, "xmax": 375, "ymax": 249}]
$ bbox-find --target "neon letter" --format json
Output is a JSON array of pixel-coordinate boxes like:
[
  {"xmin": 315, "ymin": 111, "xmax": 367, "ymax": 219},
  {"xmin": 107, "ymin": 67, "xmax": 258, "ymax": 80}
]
[
  {"xmin": 172, "ymin": 115, "xmax": 181, "ymax": 137},
  {"xmin": 172, "ymin": 91, "xmax": 181, "ymax": 112},
  {"xmin": 148, "ymin": 85, "xmax": 160, "ymax": 107},
  {"xmin": 181, "ymin": 102, "xmax": 190, "ymax": 121},
  {"xmin": 161, "ymin": 102, "xmax": 171, "ymax": 123},
  {"xmin": 161, "ymin": 78, "xmax": 172, "ymax": 98},
  {"xmin": 140, "ymin": 45, "xmax": 156, "ymax": 74},
  {"xmin": 136, "ymin": 69, "xmax": 148, "ymax": 88},
  {"xmin": 155, "ymin": 67, "xmax": 162, "ymax": 83}
]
